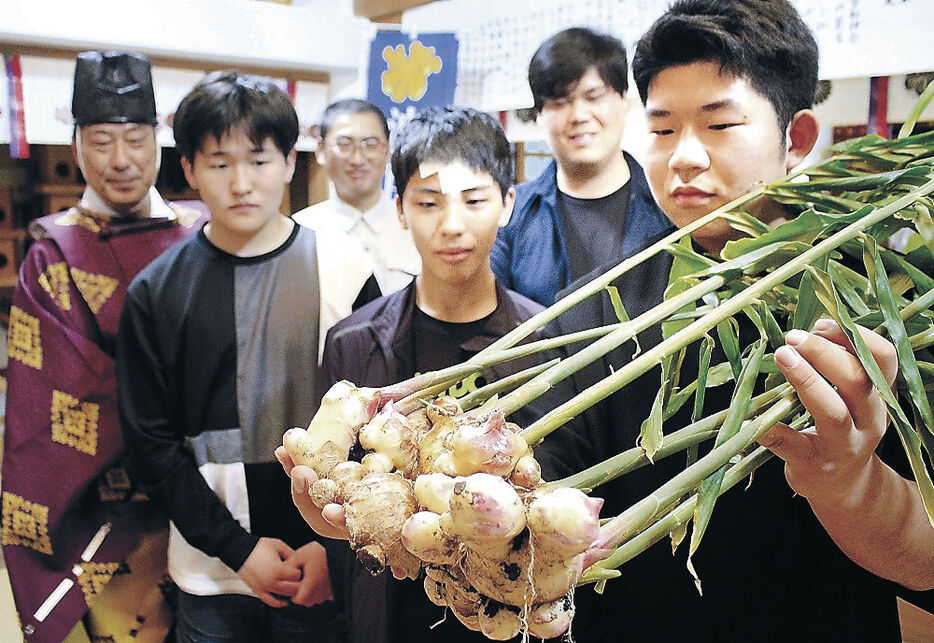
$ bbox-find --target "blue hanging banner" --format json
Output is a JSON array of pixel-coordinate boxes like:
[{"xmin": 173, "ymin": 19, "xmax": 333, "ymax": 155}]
[{"xmin": 366, "ymin": 31, "xmax": 459, "ymax": 133}]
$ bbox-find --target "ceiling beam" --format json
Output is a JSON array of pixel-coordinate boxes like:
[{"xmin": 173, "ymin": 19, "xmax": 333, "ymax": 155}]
[
  {"xmin": 353, "ymin": 0, "xmax": 436, "ymax": 23},
  {"xmin": 0, "ymin": 44, "xmax": 330, "ymax": 83}
]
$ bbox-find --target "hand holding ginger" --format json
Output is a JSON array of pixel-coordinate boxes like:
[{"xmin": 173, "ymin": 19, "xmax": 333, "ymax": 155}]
[
  {"xmin": 275, "ymin": 446, "xmax": 349, "ymax": 540},
  {"xmin": 761, "ymin": 319, "xmax": 934, "ymax": 590}
]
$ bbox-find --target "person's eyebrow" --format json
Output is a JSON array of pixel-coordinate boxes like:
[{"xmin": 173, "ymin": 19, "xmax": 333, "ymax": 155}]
[
  {"xmin": 646, "ymin": 98, "xmax": 740, "ymax": 119},
  {"xmin": 462, "ymin": 181, "xmax": 495, "ymax": 193},
  {"xmin": 700, "ymin": 98, "xmax": 739, "ymax": 112}
]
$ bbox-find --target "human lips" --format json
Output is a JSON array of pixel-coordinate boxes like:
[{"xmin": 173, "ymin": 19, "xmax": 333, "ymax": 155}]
[
  {"xmin": 107, "ymin": 176, "xmax": 142, "ymax": 191},
  {"xmin": 671, "ymin": 186, "xmax": 715, "ymax": 208},
  {"xmin": 437, "ymin": 247, "xmax": 472, "ymax": 263},
  {"xmin": 567, "ymin": 131, "xmax": 597, "ymax": 146}
]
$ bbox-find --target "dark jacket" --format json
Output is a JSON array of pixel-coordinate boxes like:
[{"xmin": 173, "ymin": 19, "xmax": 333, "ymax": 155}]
[
  {"xmin": 531, "ymin": 229, "xmax": 926, "ymax": 642},
  {"xmin": 491, "ymin": 152, "xmax": 670, "ymax": 306},
  {"xmin": 319, "ymin": 279, "xmax": 543, "ymax": 643}
]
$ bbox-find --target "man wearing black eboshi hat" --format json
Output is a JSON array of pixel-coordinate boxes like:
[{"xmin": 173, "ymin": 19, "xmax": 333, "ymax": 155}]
[{"xmin": 1, "ymin": 51, "xmax": 207, "ymax": 643}]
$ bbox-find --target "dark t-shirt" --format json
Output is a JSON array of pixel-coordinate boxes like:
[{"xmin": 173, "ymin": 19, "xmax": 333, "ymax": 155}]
[
  {"xmin": 411, "ymin": 305, "xmax": 493, "ymax": 382},
  {"xmin": 391, "ymin": 305, "xmax": 504, "ymax": 642},
  {"xmin": 558, "ymin": 181, "xmax": 632, "ymax": 281}
]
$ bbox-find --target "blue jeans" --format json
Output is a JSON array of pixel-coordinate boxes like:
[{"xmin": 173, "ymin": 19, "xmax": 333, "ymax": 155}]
[{"xmin": 175, "ymin": 591, "xmax": 346, "ymax": 642}]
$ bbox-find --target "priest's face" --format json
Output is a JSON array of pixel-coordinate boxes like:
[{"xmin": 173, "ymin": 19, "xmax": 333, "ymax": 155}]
[{"xmin": 76, "ymin": 123, "xmax": 158, "ymax": 215}]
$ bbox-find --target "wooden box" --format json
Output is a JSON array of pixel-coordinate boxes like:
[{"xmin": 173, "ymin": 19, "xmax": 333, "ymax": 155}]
[
  {"xmin": 0, "ymin": 238, "xmax": 20, "ymax": 288},
  {"xmin": 37, "ymin": 145, "xmax": 82, "ymax": 185}
]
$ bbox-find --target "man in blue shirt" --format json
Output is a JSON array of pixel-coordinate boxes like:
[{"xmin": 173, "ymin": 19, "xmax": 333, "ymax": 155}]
[{"xmin": 491, "ymin": 27, "xmax": 670, "ymax": 305}]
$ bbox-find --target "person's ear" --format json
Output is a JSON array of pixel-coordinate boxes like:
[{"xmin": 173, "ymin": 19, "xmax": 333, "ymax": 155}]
[
  {"xmin": 284, "ymin": 148, "xmax": 297, "ymax": 183},
  {"xmin": 181, "ymin": 156, "xmax": 198, "ymax": 190},
  {"xmin": 396, "ymin": 195, "xmax": 407, "ymax": 229},
  {"xmin": 71, "ymin": 130, "xmax": 87, "ymax": 174},
  {"xmin": 617, "ymin": 91, "xmax": 630, "ymax": 114},
  {"xmin": 785, "ymin": 109, "xmax": 819, "ymax": 171},
  {"xmin": 315, "ymin": 136, "xmax": 329, "ymax": 169},
  {"xmin": 498, "ymin": 186, "xmax": 516, "ymax": 228}
]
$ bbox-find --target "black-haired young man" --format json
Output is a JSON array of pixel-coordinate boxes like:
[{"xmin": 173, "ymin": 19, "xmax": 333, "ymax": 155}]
[
  {"xmin": 283, "ymin": 106, "xmax": 543, "ymax": 643},
  {"xmin": 117, "ymin": 71, "xmax": 374, "ymax": 642},
  {"xmin": 535, "ymin": 1, "xmax": 934, "ymax": 640},
  {"xmin": 492, "ymin": 27, "xmax": 670, "ymax": 306}
]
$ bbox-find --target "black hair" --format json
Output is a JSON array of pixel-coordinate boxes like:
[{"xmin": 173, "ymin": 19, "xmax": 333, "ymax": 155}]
[
  {"xmin": 173, "ymin": 70, "xmax": 299, "ymax": 163},
  {"xmin": 528, "ymin": 27, "xmax": 629, "ymax": 114},
  {"xmin": 391, "ymin": 106, "xmax": 513, "ymax": 200},
  {"xmin": 632, "ymin": 0, "xmax": 818, "ymax": 133},
  {"xmin": 319, "ymin": 98, "xmax": 390, "ymax": 141}
]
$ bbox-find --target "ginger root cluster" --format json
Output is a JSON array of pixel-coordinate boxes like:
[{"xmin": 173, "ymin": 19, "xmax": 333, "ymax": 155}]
[{"xmin": 282, "ymin": 381, "xmax": 603, "ymax": 640}]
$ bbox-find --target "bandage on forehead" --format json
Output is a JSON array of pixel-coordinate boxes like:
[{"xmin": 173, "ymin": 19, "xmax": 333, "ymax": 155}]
[{"xmin": 418, "ymin": 162, "xmax": 486, "ymax": 195}]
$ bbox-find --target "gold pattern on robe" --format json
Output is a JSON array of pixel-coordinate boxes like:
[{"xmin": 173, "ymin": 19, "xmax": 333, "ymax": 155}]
[
  {"xmin": 38, "ymin": 262, "xmax": 72, "ymax": 311},
  {"xmin": 55, "ymin": 208, "xmax": 104, "ymax": 233},
  {"xmin": 8, "ymin": 306, "xmax": 43, "ymax": 370},
  {"xmin": 1, "ymin": 491, "xmax": 54, "ymax": 555},
  {"xmin": 98, "ymin": 468, "xmax": 132, "ymax": 502},
  {"xmin": 77, "ymin": 561, "xmax": 123, "ymax": 606},
  {"xmin": 70, "ymin": 268, "xmax": 118, "ymax": 315},
  {"xmin": 51, "ymin": 390, "xmax": 100, "ymax": 456}
]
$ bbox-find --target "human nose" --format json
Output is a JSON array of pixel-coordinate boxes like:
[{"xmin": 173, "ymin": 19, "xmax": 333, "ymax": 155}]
[
  {"xmin": 668, "ymin": 128, "xmax": 710, "ymax": 181},
  {"xmin": 568, "ymin": 95, "xmax": 591, "ymax": 123},
  {"xmin": 348, "ymin": 142, "xmax": 367, "ymax": 162},
  {"xmin": 231, "ymin": 164, "xmax": 251, "ymax": 195},
  {"xmin": 438, "ymin": 203, "xmax": 467, "ymax": 236},
  {"xmin": 110, "ymin": 138, "xmax": 131, "ymax": 169}
]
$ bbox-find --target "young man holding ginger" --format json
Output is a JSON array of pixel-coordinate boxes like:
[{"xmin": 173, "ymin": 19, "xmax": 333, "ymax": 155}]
[
  {"xmin": 532, "ymin": 0, "xmax": 934, "ymax": 640},
  {"xmin": 284, "ymin": 106, "xmax": 542, "ymax": 642}
]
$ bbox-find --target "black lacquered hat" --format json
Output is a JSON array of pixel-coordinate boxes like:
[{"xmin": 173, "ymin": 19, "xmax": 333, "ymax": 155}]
[{"xmin": 72, "ymin": 51, "xmax": 157, "ymax": 126}]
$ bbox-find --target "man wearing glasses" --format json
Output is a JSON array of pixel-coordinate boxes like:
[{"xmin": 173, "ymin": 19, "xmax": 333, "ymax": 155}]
[{"xmin": 294, "ymin": 99, "xmax": 420, "ymax": 294}]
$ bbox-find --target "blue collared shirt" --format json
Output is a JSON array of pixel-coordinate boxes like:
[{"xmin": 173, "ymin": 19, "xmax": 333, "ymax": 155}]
[{"xmin": 491, "ymin": 152, "xmax": 670, "ymax": 305}]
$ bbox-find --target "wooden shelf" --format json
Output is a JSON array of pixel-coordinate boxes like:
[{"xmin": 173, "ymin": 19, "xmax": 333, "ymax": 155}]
[{"xmin": 34, "ymin": 184, "xmax": 84, "ymax": 197}]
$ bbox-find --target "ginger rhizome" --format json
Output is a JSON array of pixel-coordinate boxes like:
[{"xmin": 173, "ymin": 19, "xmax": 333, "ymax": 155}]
[{"xmin": 282, "ymin": 384, "xmax": 603, "ymax": 640}]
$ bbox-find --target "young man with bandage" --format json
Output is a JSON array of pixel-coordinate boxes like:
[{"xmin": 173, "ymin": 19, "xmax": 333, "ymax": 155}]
[{"xmin": 312, "ymin": 106, "xmax": 542, "ymax": 643}]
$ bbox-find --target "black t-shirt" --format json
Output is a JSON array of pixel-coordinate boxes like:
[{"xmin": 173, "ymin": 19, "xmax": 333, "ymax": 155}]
[
  {"xmin": 411, "ymin": 305, "xmax": 493, "ymax": 386},
  {"xmin": 557, "ymin": 181, "xmax": 632, "ymax": 281},
  {"xmin": 390, "ymin": 305, "xmax": 505, "ymax": 642}
]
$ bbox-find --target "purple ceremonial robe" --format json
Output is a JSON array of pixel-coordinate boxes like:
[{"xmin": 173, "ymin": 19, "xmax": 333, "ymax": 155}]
[{"xmin": 2, "ymin": 202, "xmax": 207, "ymax": 642}]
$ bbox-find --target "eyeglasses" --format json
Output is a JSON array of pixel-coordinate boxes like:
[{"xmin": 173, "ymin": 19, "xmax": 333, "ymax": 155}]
[{"xmin": 326, "ymin": 136, "xmax": 388, "ymax": 158}]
